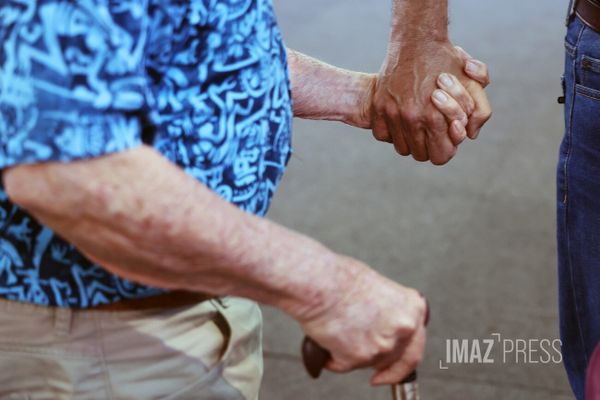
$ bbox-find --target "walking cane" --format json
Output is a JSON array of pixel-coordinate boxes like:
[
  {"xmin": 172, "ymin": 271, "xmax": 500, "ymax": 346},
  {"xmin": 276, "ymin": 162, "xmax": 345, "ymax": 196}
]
[{"xmin": 301, "ymin": 299, "xmax": 429, "ymax": 400}]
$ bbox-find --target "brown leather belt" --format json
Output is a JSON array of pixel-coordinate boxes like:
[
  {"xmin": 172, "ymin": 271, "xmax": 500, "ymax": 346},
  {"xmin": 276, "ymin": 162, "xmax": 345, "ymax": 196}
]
[
  {"xmin": 89, "ymin": 290, "xmax": 215, "ymax": 312},
  {"xmin": 577, "ymin": 0, "xmax": 600, "ymax": 33}
]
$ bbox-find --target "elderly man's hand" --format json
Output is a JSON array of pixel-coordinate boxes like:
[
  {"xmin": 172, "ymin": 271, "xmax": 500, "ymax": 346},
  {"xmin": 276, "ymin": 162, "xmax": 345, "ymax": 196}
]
[
  {"xmin": 370, "ymin": 42, "xmax": 491, "ymax": 165},
  {"xmin": 298, "ymin": 255, "xmax": 427, "ymax": 385},
  {"xmin": 430, "ymin": 47, "xmax": 491, "ymax": 146}
]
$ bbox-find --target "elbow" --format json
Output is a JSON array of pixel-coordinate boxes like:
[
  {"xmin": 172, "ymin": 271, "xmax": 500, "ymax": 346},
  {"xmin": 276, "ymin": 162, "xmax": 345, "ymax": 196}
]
[
  {"xmin": 3, "ymin": 165, "xmax": 41, "ymax": 210},
  {"xmin": 3, "ymin": 163, "xmax": 77, "ymax": 218}
]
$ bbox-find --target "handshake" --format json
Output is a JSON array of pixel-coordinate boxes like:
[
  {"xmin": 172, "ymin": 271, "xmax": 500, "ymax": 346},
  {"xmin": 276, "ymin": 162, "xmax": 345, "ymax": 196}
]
[
  {"xmin": 368, "ymin": 44, "xmax": 491, "ymax": 165},
  {"xmin": 291, "ymin": 41, "xmax": 491, "ymax": 166},
  {"xmin": 362, "ymin": 43, "xmax": 492, "ymax": 165}
]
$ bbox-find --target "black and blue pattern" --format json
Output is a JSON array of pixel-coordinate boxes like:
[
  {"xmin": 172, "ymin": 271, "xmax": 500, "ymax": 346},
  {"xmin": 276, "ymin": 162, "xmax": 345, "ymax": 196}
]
[{"xmin": 0, "ymin": 0, "xmax": 292, "ymax": 307}]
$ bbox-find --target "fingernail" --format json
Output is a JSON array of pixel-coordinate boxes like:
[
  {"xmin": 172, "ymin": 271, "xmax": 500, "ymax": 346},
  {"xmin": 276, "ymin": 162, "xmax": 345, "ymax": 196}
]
[
  {"xmin": 466, "ymin": 60, "xmax": 480, "ymax": 74},
  {"xmin": 440, "ymin": 73, "xmax": 454, "ymax": 87},
  {"xmin": 433, "ymin": 90, "xmax": 448, "ymax": 103}
]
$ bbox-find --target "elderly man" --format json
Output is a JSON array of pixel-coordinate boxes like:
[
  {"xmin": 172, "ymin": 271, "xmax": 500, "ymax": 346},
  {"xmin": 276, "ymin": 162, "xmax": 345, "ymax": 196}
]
[{"xmin": 0, "ymin": 0, "xmax": 489, "ymax": 398}]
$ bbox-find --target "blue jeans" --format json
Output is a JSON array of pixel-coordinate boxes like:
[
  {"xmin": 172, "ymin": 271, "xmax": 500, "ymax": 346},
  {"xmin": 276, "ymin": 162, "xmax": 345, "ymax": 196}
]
[{"xmin": 558, "ymin": 13, "xmax": 600, "ymax": 400}]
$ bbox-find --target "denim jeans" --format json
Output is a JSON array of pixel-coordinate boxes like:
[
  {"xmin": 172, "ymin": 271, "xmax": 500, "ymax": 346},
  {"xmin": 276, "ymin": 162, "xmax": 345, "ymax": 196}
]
[{"xmin": 558, "ymin": 12, "xmax": 600, "ymax": 400}]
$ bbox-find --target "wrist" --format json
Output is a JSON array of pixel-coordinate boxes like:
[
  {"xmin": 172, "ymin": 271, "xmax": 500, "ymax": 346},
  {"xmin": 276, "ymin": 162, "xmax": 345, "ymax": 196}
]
[
  {"xmin": 387, "ymin": 0, "xmax": 449, "ymax": 60},
  {"xmin": 342, "ymin": 72, "xmax": 377, "ymax": 129},
  {"xmin": 279, "ymin": 249, "xmax": 368, "ymax": 324}
]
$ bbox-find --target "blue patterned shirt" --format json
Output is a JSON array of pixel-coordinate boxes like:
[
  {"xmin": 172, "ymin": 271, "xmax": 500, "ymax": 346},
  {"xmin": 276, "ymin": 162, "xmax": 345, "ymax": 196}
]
[{"xmin": 0, "ymin": 0, "xmax": 292, "ymax": 307}]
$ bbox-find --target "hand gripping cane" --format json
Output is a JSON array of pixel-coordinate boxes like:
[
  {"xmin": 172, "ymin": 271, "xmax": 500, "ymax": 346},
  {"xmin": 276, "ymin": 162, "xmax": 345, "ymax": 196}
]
[{"xmin": 301, "ymin": 298, "xmax": 430, "ymax": 400}]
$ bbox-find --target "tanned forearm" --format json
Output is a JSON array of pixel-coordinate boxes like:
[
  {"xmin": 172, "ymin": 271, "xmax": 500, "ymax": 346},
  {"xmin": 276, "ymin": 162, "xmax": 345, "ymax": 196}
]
[
  {"xmin": 388, "ymin": 0, "xmax": 449, "ymax": 57},
  {"xmin": 382, "ymin": 0, "xmax": 450, "ymax": 89},
  {"xmin": 3, "ymin": 146, "xmax": 362, "ymax": 320},
  {"xmin": 287, "ymin": 48, "xmax": 375, "ymax": 129}
]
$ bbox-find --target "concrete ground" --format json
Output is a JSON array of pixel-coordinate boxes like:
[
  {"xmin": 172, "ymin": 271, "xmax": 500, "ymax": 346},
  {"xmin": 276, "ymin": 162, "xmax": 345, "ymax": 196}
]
[{"xmin": 261, "ymin": 0, "xmax": 572, "ymax": 399}]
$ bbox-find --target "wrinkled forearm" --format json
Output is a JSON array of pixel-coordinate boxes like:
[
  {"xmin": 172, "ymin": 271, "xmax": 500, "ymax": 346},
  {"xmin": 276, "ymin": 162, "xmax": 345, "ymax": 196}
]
[
  {"xmin": 287, "ymin": 48, "xmax": 375, "ymax": 129},
  {"xmin": 3, "ymin": 146, "xmax": 361, "ymax": 320}
]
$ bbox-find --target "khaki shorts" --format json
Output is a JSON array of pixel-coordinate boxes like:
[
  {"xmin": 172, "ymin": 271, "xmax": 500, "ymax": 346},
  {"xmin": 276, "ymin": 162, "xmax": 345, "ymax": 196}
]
[{"xmin": 0, "ymin": 297, "xmax": 263, "ymax": 400}]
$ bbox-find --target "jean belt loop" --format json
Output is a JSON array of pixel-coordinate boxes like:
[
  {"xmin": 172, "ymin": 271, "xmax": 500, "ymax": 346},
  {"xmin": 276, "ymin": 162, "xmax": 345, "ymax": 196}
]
[
  {"xmin": 567, "ymin": 0, "xmax": 579, "ymax": 25},
  {"xmin": 53, "ymin": 307, "xmax": 73, "ymax": 337}
]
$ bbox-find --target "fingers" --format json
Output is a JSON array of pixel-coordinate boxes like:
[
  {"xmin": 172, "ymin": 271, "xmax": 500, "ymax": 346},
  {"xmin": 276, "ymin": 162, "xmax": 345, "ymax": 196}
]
[
  {"xmin": 394, "ymin": 106, "xmax": 431, "ymax": 162},
  {"xmin": 387, "ymin": 117, "xmax": 422, "ymax": 159},
  {"xmin": 465, "ymin": 85, "xmax": 492, "ymax": 139},
  {"xmin": 404, "ymin": 128, "xmax": 429, "ymax": 162},
  {"xmin": 449, "ymin": 120, "xmax": 468, "ymax": 145},
  {"xmin": 455, "ymin": 46, "xmax": 490, "ymax": 88},
  {"xmin": 306, "ymin": 270, "xmax": 428, "ymax": 386},
  {"xmin": 371, "ymin": 114, "xmax": 393, "ymax": 144},
  {"xmin": 369, "ymin": 293, "xmax": 428, "ymax": 386},
  {"xmin": 372, "ymin": 71, "xmax": 482, "ymax": 163},
  {"xmin": 431, "ymin": 88, "xmax": 468, "ymax": 146},
  {"xmin": 454, "ymin": 45, "xmax": 472, "ymax": 62},
  {"xmin": 381, "ymin": 113, "xmax": 410, "ymax": 155},
  {"xmin": 422, "ymin": 110, "xmax": 456, "ymax": 166},
  {"xmin": 431, "ymin": 89, "xmax": 468, "ymax": 128},
  {"xmin": 465, "ymin": 59, "xmax": 490, "ymax": 88},
  {"xmin": 437, "ymin": 73, "xmax": 475, "ymax": 116},
  {"xmin": 370, "ymin": 323, "xmax": 426, "ymax": 385}
]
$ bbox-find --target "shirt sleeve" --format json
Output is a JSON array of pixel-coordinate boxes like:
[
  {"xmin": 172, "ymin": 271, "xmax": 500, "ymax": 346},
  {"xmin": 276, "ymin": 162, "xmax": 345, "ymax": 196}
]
[{"xmin": 0, "ymin": 1, "xmax": 153, "ymax": 169}]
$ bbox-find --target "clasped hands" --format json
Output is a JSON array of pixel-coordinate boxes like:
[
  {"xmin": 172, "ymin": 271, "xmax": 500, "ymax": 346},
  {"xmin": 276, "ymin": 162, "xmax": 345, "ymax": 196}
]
[{"xmin": 361, "ymin": 43, "xmax": 491, "ymax": 165}]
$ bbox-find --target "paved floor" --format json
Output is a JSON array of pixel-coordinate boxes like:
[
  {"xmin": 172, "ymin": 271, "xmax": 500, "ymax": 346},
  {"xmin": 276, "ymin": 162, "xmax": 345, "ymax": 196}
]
[{"xmin": 261, "ymin": 0, "xmax": 572, "ymax": 399}]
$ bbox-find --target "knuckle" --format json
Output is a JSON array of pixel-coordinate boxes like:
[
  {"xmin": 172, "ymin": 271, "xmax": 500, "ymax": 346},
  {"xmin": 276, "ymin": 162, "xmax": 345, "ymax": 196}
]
[
  {"xmin": 394, "ymin": 147, "xmax": 404, "ymax": 156},
  {"xmin": 400, "ymin": 106, "xmax": 422, "ymax": 125},
  {"xmin": 394, "ymin": 142, "xmax": 410, "ymax": 156},
  {"xmin": 331, "ymin": 361, "xmax": 353, "ymax": 373},
  {"xmin": 355, "ymin": 347, "xmax": 377, "ymax": 365},
  {"xmin": 474, "ymin": 108, "xmax": 492, "ymax": 124},
  {"xmin": 416, "ymin": 296, "xmax": 428, "ymax": 320},
  {"xmin": 425, "ymin": 114, "xmax": 445, "ymax": 132},
  {"xmin": 453, "ymin": 135, "xmax": 466, "ymax": 146},
  {"xmin": 372, "ymin": 130, "xmax": 390, "ymax": 143},
  {"xmin": 465, "ymin": 98, "xmax": 476, "ymax": 116},
  {"xmin": 412, "ymin": 153, "xmax": 429, "ymax": 162},
  {"xmin": 372, "ymin": 96, "xmax": 387, "ymax": 113},
  {"xmin": 483, "ymin": 108, "xmax": 493, "ymax": 122},
  {"xmin": 409, "ymin": 354, "xmax": 423, "ymax": 369},
  {"xmin": 379, "ymin": 339, "xmax": 396, "ymax": 354},
  {"xmin": 385, "ymin": 103, "xmax": 400, "ymax": 119},
  {"xmin": 431, "ymin": 152, "xmax": 453, "ymax": 167},
  {"xmin": 393, "ymin": 316, "xmax": 418, "ymax": 337},
  {"xmin": 334, "ymin": 362, "xmax": 354, "ymax": 373},
  {"xmin": 431, "ymin": 156, "xmax": 450, "ymax": 166}
]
